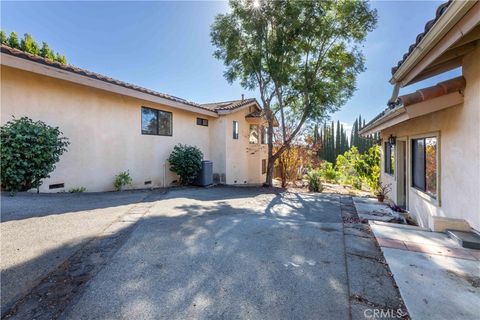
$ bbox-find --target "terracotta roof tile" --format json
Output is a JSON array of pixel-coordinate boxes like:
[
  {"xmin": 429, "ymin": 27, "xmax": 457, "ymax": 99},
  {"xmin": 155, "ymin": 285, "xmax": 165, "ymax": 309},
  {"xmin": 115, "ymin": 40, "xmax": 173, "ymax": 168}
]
[
  {"xmin": 0, "ymin": 44, "xmax": 213, "ymax": 113},
  {"xmin": 200, "ymin": 98, "xmax": 257, "ymax": 111},
  {"xmin": 398, "ymin": 75, "xmax": 465, "ymax": 106},
  {"xmin": 362, "ymin": 76, "xmax": 465, "ymax": 131},
  {"xmin": 391, "ymin": 1, "xmax": 452, "ymax": 76}
]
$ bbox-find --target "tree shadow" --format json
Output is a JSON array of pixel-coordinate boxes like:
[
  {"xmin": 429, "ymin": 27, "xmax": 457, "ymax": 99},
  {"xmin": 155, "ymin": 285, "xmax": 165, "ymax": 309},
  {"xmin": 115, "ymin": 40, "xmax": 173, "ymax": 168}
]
[
  {"xmin": 61, "ymin": 198, "xmax": 349, "ymax": 319},
  {"xmin": 0, "ymin": 186, "xmax": 285, "ymax": 223},
  {"xmin": 2, "ymin": 188, "xmax": 350, "ymax": 319}
]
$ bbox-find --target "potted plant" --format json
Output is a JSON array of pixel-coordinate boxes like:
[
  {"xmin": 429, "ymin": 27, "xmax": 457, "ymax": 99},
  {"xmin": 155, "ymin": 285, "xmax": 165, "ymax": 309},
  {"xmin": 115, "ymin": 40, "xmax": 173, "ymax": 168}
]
[{"xmin": 374, "ymin": 182, "xmax": 391, "ymax": 202}]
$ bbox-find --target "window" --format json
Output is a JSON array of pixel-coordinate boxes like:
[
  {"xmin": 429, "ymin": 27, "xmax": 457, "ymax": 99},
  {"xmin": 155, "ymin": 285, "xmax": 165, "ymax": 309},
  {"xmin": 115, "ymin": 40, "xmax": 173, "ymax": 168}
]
[
  {"xmin": 196, "ymin": 118, "xmax": 208, "ymax": 127},
  {"xmin": 261, "ymin": 126, "xmax": 267, "ymax": 144},
  {"xmin": 141, "ymin": 106, "xmax": 172, "ymax": 136},
  {"xmin": 249, "ymin": 124, "xmax": 259, "ymax": 144},
  {"xmin": 412, "ymin": 137, "xmax": 437, "ymax": 198},
  {"xmin": 262, "ymin": 159, "xmax": 267, "ymax": 174},
  {"xmin": 384, "ymin": 142, "xmax": 395, "ymax": 175},
  {"xmin": 233, "ymin": 121, "xmax": 239, "ymax": 139}
]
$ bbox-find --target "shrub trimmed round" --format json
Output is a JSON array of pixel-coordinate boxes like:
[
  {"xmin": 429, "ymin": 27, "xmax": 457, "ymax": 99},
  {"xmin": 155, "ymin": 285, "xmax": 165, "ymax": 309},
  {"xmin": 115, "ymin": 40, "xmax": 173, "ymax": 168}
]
[
  {"xmin": 1, "ymin": 117, "xmax": 69, "ymax": 193},
  {"xmin": 168, "ymin": 144, "xmax": 203, "ymax": 185}
]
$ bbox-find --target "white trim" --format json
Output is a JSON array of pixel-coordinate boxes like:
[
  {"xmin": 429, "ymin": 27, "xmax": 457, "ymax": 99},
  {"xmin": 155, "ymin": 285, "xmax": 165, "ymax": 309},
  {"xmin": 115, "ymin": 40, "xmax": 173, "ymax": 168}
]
[{"xmin": 1, "ymin": 53, "xmax": 219, "ymax": 118}]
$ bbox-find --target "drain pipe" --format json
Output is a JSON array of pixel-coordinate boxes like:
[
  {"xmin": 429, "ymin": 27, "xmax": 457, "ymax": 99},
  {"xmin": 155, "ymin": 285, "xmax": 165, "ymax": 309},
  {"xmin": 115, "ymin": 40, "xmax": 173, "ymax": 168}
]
[{"xmin": 387, "ymin": 82, "xmax": 401, "ymax": 107}]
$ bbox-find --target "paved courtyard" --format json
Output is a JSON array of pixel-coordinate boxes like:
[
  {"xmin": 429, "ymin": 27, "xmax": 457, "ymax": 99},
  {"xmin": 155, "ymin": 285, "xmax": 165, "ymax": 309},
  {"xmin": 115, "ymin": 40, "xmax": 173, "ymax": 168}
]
[{"xmin": 1, "ymin": 187, "xmax": 405, "ymax": 319}]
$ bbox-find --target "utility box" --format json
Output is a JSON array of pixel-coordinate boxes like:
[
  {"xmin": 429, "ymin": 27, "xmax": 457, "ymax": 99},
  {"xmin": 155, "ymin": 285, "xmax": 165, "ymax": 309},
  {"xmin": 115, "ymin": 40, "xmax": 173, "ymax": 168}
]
[{"xmin": 195, "ymin": 160, "xmax": 213, "ymax": 187}]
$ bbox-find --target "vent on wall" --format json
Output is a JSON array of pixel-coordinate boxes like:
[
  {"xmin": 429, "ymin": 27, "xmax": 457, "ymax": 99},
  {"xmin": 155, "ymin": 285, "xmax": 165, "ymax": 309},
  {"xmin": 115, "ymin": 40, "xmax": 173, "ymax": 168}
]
[
  {"xmin": 49, "ymin": 183, "xmax": 64, "ymax": 189},
  {"xmin": 144, "ymin": 180, "xmax": 152, "ymax": 185}
]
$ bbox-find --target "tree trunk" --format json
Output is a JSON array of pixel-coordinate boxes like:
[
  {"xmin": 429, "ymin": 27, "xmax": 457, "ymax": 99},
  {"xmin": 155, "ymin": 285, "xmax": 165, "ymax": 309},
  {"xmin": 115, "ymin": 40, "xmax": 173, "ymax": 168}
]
[
  {"xmin": 265, "ymin": 129, "xmax": 275, "ymax": 187},
  {"xmin": 265, "ymin": 156, "xmax": 275, "ymax": 187}
]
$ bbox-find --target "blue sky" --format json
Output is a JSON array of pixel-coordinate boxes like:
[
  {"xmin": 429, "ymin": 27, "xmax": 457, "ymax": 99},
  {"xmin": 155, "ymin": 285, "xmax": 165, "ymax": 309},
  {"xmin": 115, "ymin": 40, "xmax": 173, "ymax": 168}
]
[{"xmin": 1, "ymin": 1, "xmax": 460, "ymax": 134}]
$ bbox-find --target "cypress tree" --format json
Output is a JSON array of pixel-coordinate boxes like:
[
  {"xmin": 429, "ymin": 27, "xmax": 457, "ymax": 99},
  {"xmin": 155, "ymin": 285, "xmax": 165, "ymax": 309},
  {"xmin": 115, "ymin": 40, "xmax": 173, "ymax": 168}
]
[
  {"xmin": 8, "ymin": 31, "xmax": 19, "ymax": 49},
  {"xmin": 0, "ymin": 30, "xmax": 7, "ymax": 45},
  {"xmin": 335, "ymin": 120, "xmax": 341, "ymax": 160}
]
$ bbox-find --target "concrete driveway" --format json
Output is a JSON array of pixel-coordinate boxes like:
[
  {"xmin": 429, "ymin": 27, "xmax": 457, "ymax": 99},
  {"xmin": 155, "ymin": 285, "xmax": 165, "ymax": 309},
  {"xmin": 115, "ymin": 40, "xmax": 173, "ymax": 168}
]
[
  {"xmin": 0, "ymin": 190, "xmax": 156, "ymax": 314},
  {"xmin": 2, "ymin": 187, "xmax": 405, "ymax": 319},
  {"xmin": 63, "ymin": 188, "xmax": 349, "ymax": 319}
]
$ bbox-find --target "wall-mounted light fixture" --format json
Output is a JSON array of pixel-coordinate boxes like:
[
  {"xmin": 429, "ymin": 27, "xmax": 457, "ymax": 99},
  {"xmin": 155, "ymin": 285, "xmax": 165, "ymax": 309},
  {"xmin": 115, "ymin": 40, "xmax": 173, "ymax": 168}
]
[{"xmin": 388, "ymin": 134, "xmax": 396, "ymax": 146}]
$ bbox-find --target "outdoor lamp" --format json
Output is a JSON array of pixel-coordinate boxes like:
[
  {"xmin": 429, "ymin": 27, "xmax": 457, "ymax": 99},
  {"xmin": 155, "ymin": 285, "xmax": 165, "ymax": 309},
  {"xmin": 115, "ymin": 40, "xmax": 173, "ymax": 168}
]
[{"xmin": 388, "ymin": 134, "xmax": 396, "ymax": 146}]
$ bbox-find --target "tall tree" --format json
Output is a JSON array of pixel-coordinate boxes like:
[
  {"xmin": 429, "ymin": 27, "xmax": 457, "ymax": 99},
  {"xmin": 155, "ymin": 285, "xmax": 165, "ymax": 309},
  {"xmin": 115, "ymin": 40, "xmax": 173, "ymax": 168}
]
[
  {"xmin": 2, "ymin": 30, "xmax": 67, "ymax": 64},
  {"xmin": 40, "ymin": 41, "xmax": 55, "ymax": 60},
  {"xmin": 7, "ymin": 31, "xmax": 19, "ymax": 49},
  {"xmin": 335, "ymin": 120, "xmax": 341, "ymax": 159},
  {"xmin": 211, "ymin": 0, "xmax": 377, "ymax": 186},
  {"xmin": 20, "ymin": 33, "xmax": 40, "ymax": 55},
  {"xmin": 0, "ymin": 30, "xmax": 7, "ymax": 45}
]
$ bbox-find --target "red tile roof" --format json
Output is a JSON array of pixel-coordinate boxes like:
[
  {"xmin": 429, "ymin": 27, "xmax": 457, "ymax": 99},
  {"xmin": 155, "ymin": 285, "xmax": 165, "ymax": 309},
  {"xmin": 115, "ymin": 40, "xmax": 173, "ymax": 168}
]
[
  {"xmin": 391, "ymin": 1, "xmax": 452, "ymax": 76},
  {"xmin": 361, "ymin": 76, "xmax": 465, "ymax": 132},
  {"xmin": 1, "ymin": 44, "xmax": 242, "ymax": 114},
  {"xmin": 398, "ymin": 76, "xmax": 465, "ymax": 106},
  {"xmin": 200, "ymin": 98, "xmax": 258, "ymax": 111}
]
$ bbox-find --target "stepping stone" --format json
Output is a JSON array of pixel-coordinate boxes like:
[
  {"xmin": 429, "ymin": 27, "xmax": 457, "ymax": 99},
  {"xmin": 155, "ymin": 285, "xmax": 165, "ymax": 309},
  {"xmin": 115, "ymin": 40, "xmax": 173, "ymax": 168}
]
[{"xmin": 446, "ymin": 230, "xmax": 480, "ymax": 250}]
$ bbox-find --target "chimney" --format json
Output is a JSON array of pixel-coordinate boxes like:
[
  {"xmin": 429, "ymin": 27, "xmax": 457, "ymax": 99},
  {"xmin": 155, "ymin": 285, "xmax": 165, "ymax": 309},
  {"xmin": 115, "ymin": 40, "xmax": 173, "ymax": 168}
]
[{"xmin": 241, "ymin": 94, "xmax": 244, "ymax": 101}]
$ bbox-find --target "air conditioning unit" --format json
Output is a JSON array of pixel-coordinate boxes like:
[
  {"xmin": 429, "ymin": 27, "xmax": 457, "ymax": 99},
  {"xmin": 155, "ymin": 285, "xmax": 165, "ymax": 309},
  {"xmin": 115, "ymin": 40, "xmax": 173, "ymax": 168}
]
[{"xmin": 195, "ymin": 160, "xmax": 213, "ymax": 187}]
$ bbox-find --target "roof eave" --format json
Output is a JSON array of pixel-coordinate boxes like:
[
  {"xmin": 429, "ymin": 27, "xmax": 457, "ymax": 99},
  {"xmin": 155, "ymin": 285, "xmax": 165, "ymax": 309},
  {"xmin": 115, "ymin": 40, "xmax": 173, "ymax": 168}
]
[
  {"xmin": 390, "ymin": 0, "xmax": 476, "ymax": 86},
  {"xmin": 1, "ymin": 52, "xmax": 219, "ymax": 117},
  {"xmin": 359, "ymin": 107, "xmax": 406, "ymax": 136},
  {"xmin": 216, "ymin": 100, "xmax": 260, "ymax": 115}
]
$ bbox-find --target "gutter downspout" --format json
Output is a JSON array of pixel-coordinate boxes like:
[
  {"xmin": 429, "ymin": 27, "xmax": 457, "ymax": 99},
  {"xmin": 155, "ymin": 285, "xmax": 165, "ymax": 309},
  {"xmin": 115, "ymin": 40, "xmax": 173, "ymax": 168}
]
[{"xmin": 387, "ymin": 82, "xmax": 401, "ymax": 106}]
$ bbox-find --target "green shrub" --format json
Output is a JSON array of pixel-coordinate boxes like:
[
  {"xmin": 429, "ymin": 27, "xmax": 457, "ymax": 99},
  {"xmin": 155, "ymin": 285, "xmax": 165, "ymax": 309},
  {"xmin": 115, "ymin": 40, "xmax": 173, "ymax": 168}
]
[
  {"xmin": 336, "ymin": 147, "xmax": 361, "ymax": 185},
  {"xmin": 1, "ymin": 117, "xmax": 69, "ymax": 193},
  {"xmin": 355, "ymin": 145, "xmax": 380, "ymax": 191},
  {"xmin": 69, "ymin": 187, "xmax": 86, "ymax": 193},
  {"xmin": 319, "ymin": 161, "xmax": 338, "ymax": 183},
  {"xmin": 168, "ymin": 144, "xmax": 203, "ymax": 185},
  {"xmin": 113, "ymin": 171, "xmax": 132, "ymax": 191},
  {"xmin": 352, "ymin": 178, "xmax": 362, "ymax": 190},
  {"xmin": 306, "ymin": 169, "xmax": 323, "ymax": 192}
]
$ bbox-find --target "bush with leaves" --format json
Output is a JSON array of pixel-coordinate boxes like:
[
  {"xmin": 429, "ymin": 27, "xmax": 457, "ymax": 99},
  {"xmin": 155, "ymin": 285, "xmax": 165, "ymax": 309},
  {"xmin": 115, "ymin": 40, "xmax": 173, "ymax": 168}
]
[
  {"xmin": 355, "ymin": 145, "xmax": 381, "ymax": 191},
  {"xmin": 1, "ymin": 117, "xmax": 69, "ymax": 193},
  {"xmin": 168, "ymin": 144, "xmax": 203, "ymax": 185},
  {"xmin": 336, "ymin": 146, "xmax": 361, "ymax": 185},
  {"xmin": 318, "ymin": 161, "xmax": 338, "ymax": 183},
  {"xmin": 113, "ymin": 171, "xmax": 132, "ymax": 191},
  {"xmin": 306, "ymin": 169, "xmax": 323, "ymax": 192}
]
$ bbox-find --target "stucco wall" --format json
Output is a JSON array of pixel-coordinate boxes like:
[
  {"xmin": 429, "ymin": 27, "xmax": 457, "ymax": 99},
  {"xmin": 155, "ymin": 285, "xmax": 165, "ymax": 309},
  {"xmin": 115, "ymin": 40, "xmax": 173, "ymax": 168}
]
[
  {"xmin": 223, "ymin": 108, "xmax": 267, "ymax": 185},
  {"xmin": 1, "ymin": 66, "xmax": 215, "ymax": 192},
  {"xmin": 209, "ymin": 116, "xmax": 227, "ymax": 183},
  {"xmin": 380, "ymin": 47, "xmax": 480, "ymax": 231}
]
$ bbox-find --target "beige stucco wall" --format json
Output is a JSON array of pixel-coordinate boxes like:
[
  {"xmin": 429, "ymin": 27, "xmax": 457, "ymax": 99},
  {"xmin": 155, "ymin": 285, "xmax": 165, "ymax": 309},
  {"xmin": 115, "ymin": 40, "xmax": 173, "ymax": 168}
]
[
  {"xmin": 223, "ymin": 108, "xmax": 267, "ymax": 185},
  {"xmin": 380, "ymin": 47, "xmax": 480, "ymax": 231},
  {"xmin": 1, "ymin": 66, "xmax": 217, "ymax": 192}
]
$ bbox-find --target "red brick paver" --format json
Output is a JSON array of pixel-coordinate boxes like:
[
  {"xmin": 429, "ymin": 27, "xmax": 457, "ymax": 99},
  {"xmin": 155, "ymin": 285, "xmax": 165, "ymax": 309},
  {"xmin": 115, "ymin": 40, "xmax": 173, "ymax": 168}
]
[
  {"xmin": 375, "ymin": 237, "xmax": 479, "ymax": 261},
  {"xmin": 404, "ymin": 241, "xmax": 477, "ymax": 261},
  {"xmin": 376, "ymin": 238, "xmax": 408, "ymax": 250}
]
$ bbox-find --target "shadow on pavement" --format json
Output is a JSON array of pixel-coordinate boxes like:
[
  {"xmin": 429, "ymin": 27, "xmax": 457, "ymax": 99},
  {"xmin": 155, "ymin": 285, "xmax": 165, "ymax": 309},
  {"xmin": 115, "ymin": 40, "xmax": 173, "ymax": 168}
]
[{"xmin": 2, "ymin": 188, "xmax": 350, "ymax": 319}]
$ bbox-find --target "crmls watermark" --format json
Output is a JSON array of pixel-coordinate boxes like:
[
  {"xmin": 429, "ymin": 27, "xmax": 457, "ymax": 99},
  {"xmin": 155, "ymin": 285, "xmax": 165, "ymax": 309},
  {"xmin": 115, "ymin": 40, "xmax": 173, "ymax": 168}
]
[{"xmin": 363, "ymin": 308, "xmax": 406, "ymax": 319}]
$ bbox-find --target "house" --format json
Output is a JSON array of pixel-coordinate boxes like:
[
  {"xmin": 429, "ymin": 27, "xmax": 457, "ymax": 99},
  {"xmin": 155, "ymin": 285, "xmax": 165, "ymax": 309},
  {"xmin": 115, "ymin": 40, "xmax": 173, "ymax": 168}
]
[
  {"xmin": 360, "ymin": 1, "xmax": 479, "ymax": 232},
  {"xmin": 0, "ymin": 45, "xmax": 269, "ymax": 192}
]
